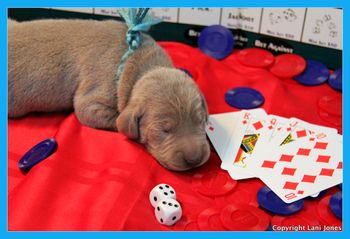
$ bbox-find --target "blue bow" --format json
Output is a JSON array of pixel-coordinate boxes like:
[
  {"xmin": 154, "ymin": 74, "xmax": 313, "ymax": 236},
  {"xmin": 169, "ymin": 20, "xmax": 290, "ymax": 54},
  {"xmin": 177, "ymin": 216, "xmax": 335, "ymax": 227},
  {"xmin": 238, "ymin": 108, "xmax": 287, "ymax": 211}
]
[
  {"xmin": 115, "ymin": 8, "xmax": 162, "ymax": 81},
  {"xmin": 118, "ymin": 8, "xmax": 162, "ymax": 51}
]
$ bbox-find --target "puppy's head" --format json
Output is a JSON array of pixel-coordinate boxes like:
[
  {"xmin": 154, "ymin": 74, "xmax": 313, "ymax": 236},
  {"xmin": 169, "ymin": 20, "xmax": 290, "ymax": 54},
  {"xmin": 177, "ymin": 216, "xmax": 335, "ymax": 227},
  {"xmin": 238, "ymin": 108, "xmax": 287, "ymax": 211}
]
[{"xmin": 116, "ymin": 68, "xmax": 210, "ymax": 171}]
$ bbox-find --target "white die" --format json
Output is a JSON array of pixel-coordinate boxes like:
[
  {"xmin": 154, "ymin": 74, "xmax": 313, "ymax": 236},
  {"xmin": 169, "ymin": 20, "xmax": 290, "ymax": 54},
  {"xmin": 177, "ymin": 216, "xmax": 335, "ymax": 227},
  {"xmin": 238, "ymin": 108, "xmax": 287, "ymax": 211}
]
[
  {"xmin": 149, "ymin": 183, "xmax": 176, "ymax": 207},
  {"xmin": 154, "ymin": 198, "xmax": 182, "ymax": 226}
]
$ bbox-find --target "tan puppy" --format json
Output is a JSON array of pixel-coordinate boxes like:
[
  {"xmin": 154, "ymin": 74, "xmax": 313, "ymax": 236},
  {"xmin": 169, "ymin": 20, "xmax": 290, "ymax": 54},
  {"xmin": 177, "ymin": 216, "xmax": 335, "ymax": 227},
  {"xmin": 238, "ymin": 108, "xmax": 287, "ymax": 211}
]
[{"xmin": 8, "ymin": 19, "xmax": 210, "ymax": 171}]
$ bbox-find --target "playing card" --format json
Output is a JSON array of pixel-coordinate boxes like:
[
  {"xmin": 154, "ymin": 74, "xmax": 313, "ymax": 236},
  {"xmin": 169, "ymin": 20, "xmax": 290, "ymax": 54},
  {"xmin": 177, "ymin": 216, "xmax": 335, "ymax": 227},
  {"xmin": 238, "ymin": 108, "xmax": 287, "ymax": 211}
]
[
  {"xmin": 269, "ymin": 117, "xmax": 300, "ymax": 147},
  {"xmin": 269, "ymin": 115, "xmax": 289, "ymax": 141},
  {"xmin": 226, "ymin": 167, "xmax": 254, "ymax": 180},
  {"xmin": 206, "ymin": 111, "xmax": 259, "ymax": 180},
  {"xmin": 205, "ymin": 112, "xmax": 241, "ymax": 161},
  {"xmin": 242, "ymin": 114, "xmax": 288, "ymax": 170},
  {"xmin": 221, "ymin": 109, "xmax": 267, "ymax": 180},
  {"xmin": 233, "ymin": 114, "xmax": 288, "ymax": 167},
  {"xmin": 206, "ymin": 109, "xmax": 341, "ymax": 189},
  {"xmin": 247, "ymin": 130, "xmax": 342, "ymax": 203},
  {"xmin": 271, "ymin": 117, "xmax": 338, "ymax": 147},
  {"xmin": 309, "ymin": 192, "xmax": 320, "ymax": 198}
]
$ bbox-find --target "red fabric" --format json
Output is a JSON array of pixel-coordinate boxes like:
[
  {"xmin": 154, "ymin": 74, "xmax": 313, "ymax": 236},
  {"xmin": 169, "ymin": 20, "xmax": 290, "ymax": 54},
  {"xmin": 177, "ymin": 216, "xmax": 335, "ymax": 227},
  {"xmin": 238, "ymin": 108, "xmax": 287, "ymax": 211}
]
[{"xmin": 8, "ymin": 42, "xmax": 342, "ymax": 231}]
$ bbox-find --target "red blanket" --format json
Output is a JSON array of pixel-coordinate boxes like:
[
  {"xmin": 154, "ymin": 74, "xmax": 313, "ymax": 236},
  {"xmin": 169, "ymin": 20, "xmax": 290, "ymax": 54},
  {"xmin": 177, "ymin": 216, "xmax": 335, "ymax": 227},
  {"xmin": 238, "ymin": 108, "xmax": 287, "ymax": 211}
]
[{"xmin": 8, "ymin": 42, "xmax": 342, "ymax": 231}]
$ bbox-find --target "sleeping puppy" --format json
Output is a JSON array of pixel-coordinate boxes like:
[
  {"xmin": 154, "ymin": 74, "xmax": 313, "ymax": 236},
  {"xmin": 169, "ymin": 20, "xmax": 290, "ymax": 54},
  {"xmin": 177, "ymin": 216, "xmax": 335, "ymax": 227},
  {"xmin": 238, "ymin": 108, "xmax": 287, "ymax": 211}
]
[{"xmin": 8, "ymin": 19, "xmax": 210, "ymax": 171}]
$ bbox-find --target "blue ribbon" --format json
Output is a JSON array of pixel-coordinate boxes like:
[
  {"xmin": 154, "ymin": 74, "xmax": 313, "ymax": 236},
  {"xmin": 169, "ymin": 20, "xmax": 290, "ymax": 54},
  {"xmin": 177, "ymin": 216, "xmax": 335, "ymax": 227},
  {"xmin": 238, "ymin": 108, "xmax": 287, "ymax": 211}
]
[{"xmin": 115, "ymin": 8, "xmax": 162, "ymax": 81}]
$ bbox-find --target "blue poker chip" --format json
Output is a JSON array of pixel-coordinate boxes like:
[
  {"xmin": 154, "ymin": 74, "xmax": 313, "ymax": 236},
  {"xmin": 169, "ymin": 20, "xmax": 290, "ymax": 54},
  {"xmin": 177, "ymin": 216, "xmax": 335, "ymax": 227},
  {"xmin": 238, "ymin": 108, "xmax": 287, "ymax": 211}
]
[
  {"xmin": 294, "ymin": 60, "xmax": 329, "ymax": 86},
  {"xmin": 18, "ymin": 138, "xmax": 57, "ymax": 172},
  {"xmin": 225, "ymin": 87, "xmax": 264, "ymax": 109},
  {"xmin": 338, "ymin": 184, "xmax": 342, "ymax": 190},
  {"xmin": 177, "ymin": 67, "xmax": 193, "ymax": 78},
  {"xmin": 328, "ymin": 68, "xmax": 342, "ymax": 91},
  {"xmin": 329, "ymin": 191, "xmax": 342, "ymax": 219},
  {"xmin": 198, "ymin": 25, "xmax": 234, "ymax": 60},
  {"xmin": 257, "ymin": 186, "xmax": 304, "ymax": 215}
]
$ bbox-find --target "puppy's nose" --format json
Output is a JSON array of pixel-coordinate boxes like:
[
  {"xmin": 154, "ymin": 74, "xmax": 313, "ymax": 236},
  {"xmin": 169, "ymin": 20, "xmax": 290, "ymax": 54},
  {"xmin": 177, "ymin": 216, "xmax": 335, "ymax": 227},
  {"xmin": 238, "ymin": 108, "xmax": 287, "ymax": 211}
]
[
  {"xmin": 183, "ymin": 143, "xmax": 208, "ymax": 167},
  {"xmin": 185, "ymin": 153, "xmax": 203, "ymax": 167}
]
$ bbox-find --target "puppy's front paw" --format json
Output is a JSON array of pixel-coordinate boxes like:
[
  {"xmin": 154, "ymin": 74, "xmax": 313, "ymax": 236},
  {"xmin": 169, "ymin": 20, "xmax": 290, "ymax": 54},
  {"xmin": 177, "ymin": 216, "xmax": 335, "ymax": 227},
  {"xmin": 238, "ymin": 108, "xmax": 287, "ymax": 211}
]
[{"xmin": 75, "ymin": 100, "xmax": 118, "ymax": 131}]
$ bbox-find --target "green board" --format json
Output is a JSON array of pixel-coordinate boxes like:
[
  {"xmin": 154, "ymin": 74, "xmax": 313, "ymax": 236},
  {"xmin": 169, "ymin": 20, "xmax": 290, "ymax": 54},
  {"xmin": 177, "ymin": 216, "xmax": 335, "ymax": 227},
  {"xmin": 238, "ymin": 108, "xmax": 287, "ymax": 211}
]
[{"xmin": 8, "ymin": 8, "xmax": 342, "ymax": 69}]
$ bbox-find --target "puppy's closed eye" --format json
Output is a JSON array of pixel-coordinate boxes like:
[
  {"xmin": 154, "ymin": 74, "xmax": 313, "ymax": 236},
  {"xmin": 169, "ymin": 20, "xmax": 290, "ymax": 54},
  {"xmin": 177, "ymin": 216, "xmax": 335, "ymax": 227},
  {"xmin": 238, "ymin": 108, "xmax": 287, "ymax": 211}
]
[
  {"xmin": 146, "ymin": 120, "xmax": 174, "ymax": 145},
  {"xmin": 163, "ymin": 121, "xmax": 174, "ymax": 133}
]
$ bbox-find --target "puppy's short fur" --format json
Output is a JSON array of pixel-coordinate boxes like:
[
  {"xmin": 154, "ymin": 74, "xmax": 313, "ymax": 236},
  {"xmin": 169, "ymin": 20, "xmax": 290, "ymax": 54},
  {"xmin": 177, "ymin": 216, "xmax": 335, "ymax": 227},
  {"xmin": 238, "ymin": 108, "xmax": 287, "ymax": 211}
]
[{"xmin": 8, "ymin": 19, "xmax": 210, "ymax": 171}]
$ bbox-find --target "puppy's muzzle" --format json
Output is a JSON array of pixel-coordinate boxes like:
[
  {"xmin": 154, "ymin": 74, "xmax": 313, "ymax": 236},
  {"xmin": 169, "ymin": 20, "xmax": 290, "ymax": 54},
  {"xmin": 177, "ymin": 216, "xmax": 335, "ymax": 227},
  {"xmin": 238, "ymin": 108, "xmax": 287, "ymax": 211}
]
[
  {"xmin": 162, "ymin": 138, "xmax": 210, "ymax": 171},
  {"xmin": 182, "ymin": 142, "xmax": 210, "ymax": 167}
]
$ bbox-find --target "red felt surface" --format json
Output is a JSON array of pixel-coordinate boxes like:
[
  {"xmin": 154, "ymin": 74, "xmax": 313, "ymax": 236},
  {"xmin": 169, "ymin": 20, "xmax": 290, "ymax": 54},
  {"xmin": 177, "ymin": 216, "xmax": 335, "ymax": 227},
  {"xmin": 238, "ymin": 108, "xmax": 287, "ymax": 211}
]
[{"xmin": 8, "ymin": 42, "xmax": 342, "ymax": 231}]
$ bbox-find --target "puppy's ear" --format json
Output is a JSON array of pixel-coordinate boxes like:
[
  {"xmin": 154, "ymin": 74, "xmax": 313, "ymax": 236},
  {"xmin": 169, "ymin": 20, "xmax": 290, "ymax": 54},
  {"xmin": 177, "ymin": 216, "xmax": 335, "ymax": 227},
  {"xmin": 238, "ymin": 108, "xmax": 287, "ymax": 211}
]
[
  {"xmin": 116, "ymin": 103, "xmax": 143, "ymax": 139},
  {"xmin": 200, "ymin": 93, "xmax": 209, "ymax": 123}
]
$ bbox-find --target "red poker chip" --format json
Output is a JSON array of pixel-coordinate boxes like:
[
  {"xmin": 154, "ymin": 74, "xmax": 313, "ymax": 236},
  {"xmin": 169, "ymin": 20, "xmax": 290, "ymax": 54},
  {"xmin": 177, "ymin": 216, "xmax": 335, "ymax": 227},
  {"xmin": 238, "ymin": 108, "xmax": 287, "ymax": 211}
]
[
  {"xmin": 192, "ymin": 171, "xmax": 237, "ymax": 197},
  {"xmin": 269, "ymin": 54, "xmax": 306, "ymax": 78},
  {"xmin": 318, "ymin": 109, "xmax": 342, "ymax": 127},
  {"xmin": 220, "ymin": 203, "xmax": 270, "ymax": 231},
  {"xmin": 318, "ymin": 95, "xmax": 342, "ymax": 116},
  {"xmin": 197, "ymin": 207, "xmax": 227, "ymax": 231},
  {"xmin": 316, "ymin": 195, "xmax": 342, "ymax": 228},
  {"xmin": 173, "ymin": 216, "xmax": 200, "ymax": 231},
  {"xmin": 237, "ymin": 48, "xmax": 275, "ymax": 68},
  {"xmin": 271, "ymin": 215, "xmax": 321, "ymax": 231},
  {"xmin": 215, "ymin": 186, "xmax": 258, "ymax": 207}
]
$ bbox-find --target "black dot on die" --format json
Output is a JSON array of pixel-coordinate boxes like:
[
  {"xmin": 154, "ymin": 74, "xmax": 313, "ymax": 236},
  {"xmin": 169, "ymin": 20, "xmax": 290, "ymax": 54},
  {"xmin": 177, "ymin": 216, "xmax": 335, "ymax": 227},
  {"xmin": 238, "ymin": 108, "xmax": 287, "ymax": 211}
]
[
  {"xmin": 174, "ymin": 204, "xmax": 179, "ymax": 208},
  {"xmin": 160, "ymin": 218, "xmax": 163, "ymax": 223},
  {"xmin": 153, "ymin": 196, "xmax": 157, "ymax": 201},
  {"xmin": 170, "ymin": 190, "xmax": 174, "ymax": 194},
  {"xmin": 157, "ymin": 206, "xmax": 160, "ymax": 211},
  {"xmin": 159, "ymin": 186, "xmax": 163, "ymax": 190},
  {"xmin": 164, "ymin": 192, "xmax": 168, "ymax": 196},
  {"xmin": 168, "ymin": 203, "xmax": 172, "ymax": 206},
  {"xmin": 165, "ymin": 185, "xmax": 170, "ymax": 188},
  {"xmin": 172, "ymin": 216, "xmax": 176, "ymax": 221},
  {"xmin": 162, "ymin": 201, "xmax": 166, "ymax": 205}
]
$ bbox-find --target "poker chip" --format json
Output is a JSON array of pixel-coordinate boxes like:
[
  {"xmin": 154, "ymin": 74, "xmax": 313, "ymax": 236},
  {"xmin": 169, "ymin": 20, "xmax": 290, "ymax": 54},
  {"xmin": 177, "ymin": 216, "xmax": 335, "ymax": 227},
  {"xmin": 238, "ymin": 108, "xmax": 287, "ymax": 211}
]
[
  {"xmin": 224, "ymin": 87, "xmax": 265, "ymax": 109},
  {"xmin": 215, "ymin": 178, "xmax": 264, "ymax": 208},
  {"xmin": 338, "ymin": 184, "xmax": 342, "ymax": 190},
  {"xmin": 220, "ymin": 203, "xmax": 270, "ymax": 231},
  {"xmin": 318, "ymin": 95, "xmax": 342, "ymax": 116},
  {"xmin": 192, "ymin": 171, "xmax": 237, "ymax": 197},
  {"xmin": 177, "ymin": 67, "xmax": 193, "ymax": 78},
  {"xmin": 294, "ymin": 60, "xmax": 329, "ymax": 86},
  {"xmin": 237, "ymin": 48, "xmax": 275, "ymax": 68},
  {"xmin": 198, "ymin": 25, "xmax": 234, "ymax": 60},
  {"xmin": 215, "ymin": 186, "xmax": 259, "ymax": 207},
  {"xmin": 197, "ymin": 207, "xmax": 226, "ymax": 230},
  {"xmin": 318, "ymin": 109, "xmax": 342, "ymax": 128},
  {"xmin": 271, "ymin": 214, "xmax": 321, "ymax": 231},
  {"xmin": 328, "ymin": 68, "xmax": 342, "ymax": 91},
  {"xmin": 18, "ymin": 138, "xmax": 57, "ymax": 171},
  {"xmin": 257, "ymin": 186, "xmax": 304, "ymax": 215},
  {"xmin": 316, "ymin": 195, "xmax": 342, "ymax": 226},
  {"xmin": 173, "ymin": 216, "xmax": 200, "ymax": 231},
  {"xmin": 269, "ymin": 54, "xmax": 306, "ymax": 78},
  {"xmin": 329, "ymin": 192, "xmax": 342, "ymax": 219}
]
